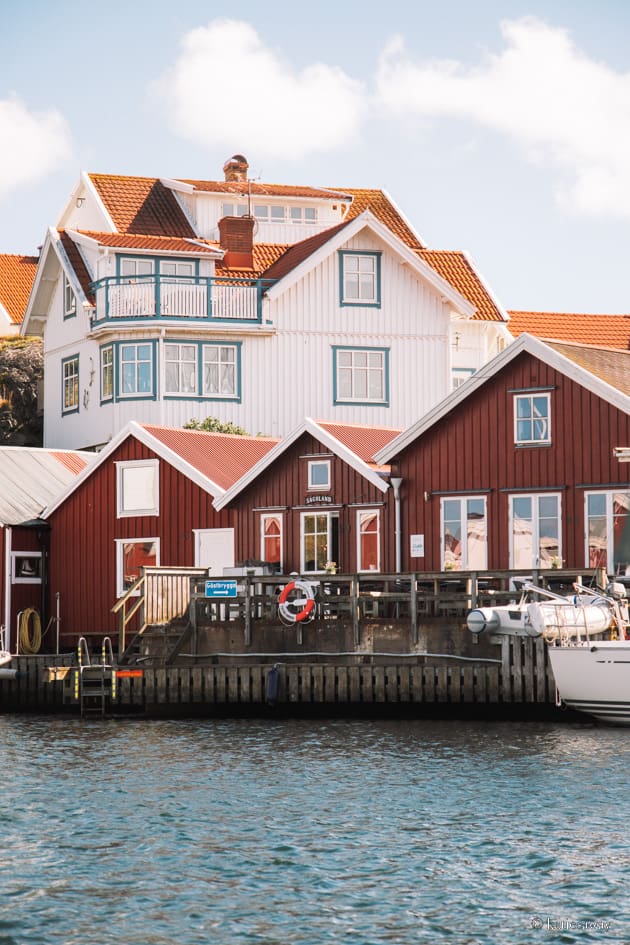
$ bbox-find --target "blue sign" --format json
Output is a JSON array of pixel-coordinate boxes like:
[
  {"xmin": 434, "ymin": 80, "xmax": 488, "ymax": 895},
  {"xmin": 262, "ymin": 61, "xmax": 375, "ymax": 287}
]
[{"xmin": 205, "ymin": 579, "xmax": 238, "ymax": 599}]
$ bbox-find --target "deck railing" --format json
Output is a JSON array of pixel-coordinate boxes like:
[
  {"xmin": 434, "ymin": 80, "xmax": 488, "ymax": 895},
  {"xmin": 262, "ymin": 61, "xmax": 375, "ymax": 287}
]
[{"xmin": 90, "ymin": 275, "xmax": 274, "ymax": 324}]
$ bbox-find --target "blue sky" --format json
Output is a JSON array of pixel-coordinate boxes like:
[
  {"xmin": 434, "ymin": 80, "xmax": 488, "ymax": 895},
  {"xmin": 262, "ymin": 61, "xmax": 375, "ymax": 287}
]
[{"xmin": 2, "ymin": 0, "xmax": 630, "ymax": 313}]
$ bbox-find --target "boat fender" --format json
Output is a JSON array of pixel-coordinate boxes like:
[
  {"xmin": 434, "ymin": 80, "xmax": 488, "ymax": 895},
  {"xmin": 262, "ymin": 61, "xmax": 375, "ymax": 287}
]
[{"xmin": 265, "ymin": 665, "xmax": 281, "ymax": 706}]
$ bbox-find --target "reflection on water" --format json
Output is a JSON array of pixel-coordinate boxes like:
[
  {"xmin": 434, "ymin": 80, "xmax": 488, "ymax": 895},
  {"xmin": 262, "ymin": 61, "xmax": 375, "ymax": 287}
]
[{"xmin": 1, "ymin": 717, "xmax": 628, "ymax": 944}]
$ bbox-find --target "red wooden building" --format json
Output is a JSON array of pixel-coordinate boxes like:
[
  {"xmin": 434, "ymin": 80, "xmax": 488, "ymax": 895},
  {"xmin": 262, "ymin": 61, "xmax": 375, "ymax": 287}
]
[
  {"xmin": 42, "ymin": 422, "xmax": 278, "ymax": 647},
  {"xmin": 374, "ymin": 334, "xmax": 630, "ymax": 576},
  {"xmin": 215, "ymin": 419, "xmax": 401, "ymax": 576}
]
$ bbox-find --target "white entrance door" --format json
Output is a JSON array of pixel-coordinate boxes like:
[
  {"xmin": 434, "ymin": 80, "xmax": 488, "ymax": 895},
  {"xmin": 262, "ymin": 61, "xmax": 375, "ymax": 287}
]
[{"xmin": 194, "ymin": 528, "xmax": 235, "ymax": 576}]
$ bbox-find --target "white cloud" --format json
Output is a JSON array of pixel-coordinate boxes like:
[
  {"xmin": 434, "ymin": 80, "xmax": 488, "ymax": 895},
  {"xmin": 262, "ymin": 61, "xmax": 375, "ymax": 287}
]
[
  {"xmin": 156, "ymin": 19, "xmax": 365, "ymax": 161},
  {"xmin": 375, "ymin": 17, "xmax": 630, "ymax": 219},
  {"xmin": 0, "ymin": 95, "xmax": 72, "ymax": 200}
]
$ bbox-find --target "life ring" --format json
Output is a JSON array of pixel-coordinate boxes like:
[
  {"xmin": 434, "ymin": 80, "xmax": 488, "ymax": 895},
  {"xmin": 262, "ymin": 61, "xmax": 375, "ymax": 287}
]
[{"xmin": 278, "ymin": 580, "xmax": 315, "ymax": 624}]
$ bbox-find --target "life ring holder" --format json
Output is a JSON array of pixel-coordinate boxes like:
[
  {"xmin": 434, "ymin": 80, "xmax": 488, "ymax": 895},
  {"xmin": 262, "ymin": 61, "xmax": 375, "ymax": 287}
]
[{"xmin": 278, "ymin": 580, "xmax": 316, "ymax": 625}]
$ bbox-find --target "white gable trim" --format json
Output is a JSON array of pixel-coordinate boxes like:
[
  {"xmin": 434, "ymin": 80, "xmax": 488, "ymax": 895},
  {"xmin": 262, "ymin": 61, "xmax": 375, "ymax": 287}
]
[
  {"xmin": 375, "ymin": 334, "xmax": 630, "ymax": 463},
  {"xmin": 264, "ymin": 210, "xmax": 475, "ymax": 318},
  {"xmin": 214, "ymin": 417, "xmax": 389, "ymax": 512},
  {"xmin": 42, "ymin": 421, "xmax": 225, "ymax": 518}
]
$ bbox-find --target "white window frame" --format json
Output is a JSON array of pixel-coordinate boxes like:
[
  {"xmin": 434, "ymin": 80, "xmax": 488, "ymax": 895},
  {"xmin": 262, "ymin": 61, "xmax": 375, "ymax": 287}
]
[
  {"xmin": 63, "ymin": 274, "xmax": 76, "ymax": 318},
  {"xmin": 115, "ymin": 537, "xmax": 160, "ymax": 596},
  {"xmin": 116, "ymin": 460, "xmax": 159, "ymax": 518},
  {"xmin": 509, "ymin": 492, "xmax": 562, "ymax": 569},
  {"xmin": 585, "ymin": 490, "xmax": 630, "ymax": 575},
  {"xmin": 300, "ymin": 511, "xmax": 338, "ymax": 574},
  {"xmin": 260, "ymin": 514, "xmax": 283, "ymax": 571},
  {"xmin": 11, "ymin": 552, "xmax": 43, "ymax": 584},
  {"xmin": 514, "ymin": 393, "xmax": 551, "ymax": 445},
  {"xmin": 308, "ymin": 459, "xmax": 331, "ymax": 491},
  {"xmin": 440, "ymin": 497, "xmax": 488, "ymax": 571},
  {"xmin": 357, "ymin": 509, "xmax": 381, "ymax": 572}
]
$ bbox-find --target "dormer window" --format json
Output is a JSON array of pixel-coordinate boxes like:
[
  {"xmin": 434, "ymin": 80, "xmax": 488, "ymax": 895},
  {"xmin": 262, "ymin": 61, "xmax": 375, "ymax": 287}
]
[{"xmin": 63, "ymin": 274, "xmax": 76, "ymax": 318}]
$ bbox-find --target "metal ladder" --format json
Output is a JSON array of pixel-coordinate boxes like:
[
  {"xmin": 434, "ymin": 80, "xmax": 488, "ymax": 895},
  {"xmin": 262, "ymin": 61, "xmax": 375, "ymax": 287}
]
[{"xmin": 74, "ymin": 637, "xmax": 117, "ymax": 717}]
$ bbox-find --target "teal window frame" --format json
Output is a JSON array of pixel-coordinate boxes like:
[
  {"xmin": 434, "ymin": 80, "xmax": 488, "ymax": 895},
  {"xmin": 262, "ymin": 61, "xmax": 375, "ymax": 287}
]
[
  {"xmin": 100, "ymin": 344, "xmax": 114, "ymax": 403},
  {"xmin": 161, "ymin": 340, "xmax": 241, "ymax": 402},
  {"xmin": 333, "ymin": 345, "xmax": 389, "ymax": 406},
  {"xmin": 339, "ymin": 250, "xmax": 382, "ymax": 308},
  {"xmin": 61, "ymin": 354, "xmax": 79, "ymax": 415},
  {"xmin": 116, "ymin": 341, "xmax": 156, "ymax": 400},
  {"xmin": 63, "ymin": 274, "xmax": 77, "ymax": 319}
]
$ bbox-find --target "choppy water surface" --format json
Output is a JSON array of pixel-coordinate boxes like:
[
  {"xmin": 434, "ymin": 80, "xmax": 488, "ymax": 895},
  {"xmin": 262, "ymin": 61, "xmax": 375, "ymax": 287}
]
[{"xmin": 1, "ymin": 716, "xmax": 628, "ymax": 944}]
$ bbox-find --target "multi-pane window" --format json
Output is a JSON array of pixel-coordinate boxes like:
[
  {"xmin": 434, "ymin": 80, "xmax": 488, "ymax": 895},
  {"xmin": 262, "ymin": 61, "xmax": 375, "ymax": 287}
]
[
  {"xmin": 514, "ymin": 393, "xmax": 551, "ymax": 445},
  {"xmin": 335, "ymin": 347, "xmax": 388, "ymax": 404},
  {"xmin": 358, "ymin": 510, "xmax": 380, "ymax": 572},
  {"xmin": 441, "ymin": 498, "xmax": 487, "ymax": 570},
  {"xmin": 101, "ymin": 345, "xmax": 113, "ymax": 401},
  {"xmin": 301, "ymin": 512, "xmax": 339, "ymax": 573},
  {"xmin": 510, "ymin": 493, "xmax": 561, "ymax": 569},
  {"xmin": 120, "ymin": 343, "xmax": 153, "ymax": 396},
  {"xmin": 120, "ymin": 258, "xmax": 154, "ymax": 280},
  {"xmin": 63, "ymin": 274, "xmax": 76, "ymax": 317},
  {"xmin": 340, "ymin": 252, "xmax": 380, "ymax": 305},
  {"xmin": 221, "ymin": 203, "xmax": 248, "ymax": 218},
  {"xmin": 165, "ymin": 343, "xmax": 197, "ymax": 395},
  {"xmin": 261, "ymin": 514, "xmax": 282, "ymax": 570},
  {"xmin": 586, "ymin": 491, "xmax": 630, "ymax": 575},
  {"xmin": 203, "ymin": 345, "xmax": 237, "ymax": 397},
  {"xmin": 62, "ymin": 355, "xmax": 79, "ymax": 413},
  {"xmin": 308, "ymin": 460, "xmax": 331, "ymax": 491}
]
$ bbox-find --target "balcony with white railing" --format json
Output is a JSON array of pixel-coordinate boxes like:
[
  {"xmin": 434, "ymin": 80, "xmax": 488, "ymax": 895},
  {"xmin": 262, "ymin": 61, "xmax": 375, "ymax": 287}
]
[{"xmin": 90, "ymin": 275, "xmax": 273, "ymax": 325}]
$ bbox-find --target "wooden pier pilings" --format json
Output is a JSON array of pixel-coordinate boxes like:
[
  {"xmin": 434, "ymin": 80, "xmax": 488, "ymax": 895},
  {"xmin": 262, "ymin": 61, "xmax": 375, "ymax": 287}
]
[{"xmin": 0, "ymin": 635, "xmax": 567, "ymax": 719}]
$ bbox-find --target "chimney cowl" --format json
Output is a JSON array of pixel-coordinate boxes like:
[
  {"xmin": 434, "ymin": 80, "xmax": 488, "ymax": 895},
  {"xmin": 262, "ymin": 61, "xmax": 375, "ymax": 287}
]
[{"xmin": 223, "ymin": 154, "xmax": 249, "ymax": 182}]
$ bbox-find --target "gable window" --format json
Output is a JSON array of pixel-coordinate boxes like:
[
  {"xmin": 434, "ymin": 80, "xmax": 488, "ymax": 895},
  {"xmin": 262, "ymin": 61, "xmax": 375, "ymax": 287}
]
[
  {"xmin": 62, "ymin": 355, "xmax": 79, "ymax": 414},
  {"xmin": 301, "ymin": 512, "xmax": 339, "ymax": 574},
  {"xmin": 339, "ymin": 251, "xmax": 381, "ymax": 306},
  {"xmin": 116, "ymin": 538, "xmax": 159, "ymax": 596},
  {"xmin": 514, "ymin": 393, "xmax": 551, "ymax": 445},
  {"xmin": 261, "ymin": 514, "xmax": 283, "ymax": 571},
  {"xmin": 101, "ymin": 345, "xmax": 113, "ymax": 402},
  {"xmin": 165, "ymin": 343, "xmax": 197, "ymax": 395},
  {"xmin": 308, "ymin": 459, "xmax": 331, "ymax": 491},
  {"xmin": 63, "ymin": 274, "xmax": 76, "ymax": 318},
  {"xmin": 358, "ymin": 510, "xmax": 380, "ymax": 572},
  {"xmin": 116, "ymin": 460, "xmax": 159, "ymax": 518},
  {"xmin": 120, "ymin": 342, "xmax": 153, "ymax": 397},
  {"xmin": 441, "ymin": 497, "xmax": 487, "ymax": 570},
  {"xmin": 510, "ymin": 493, "xmax": 561, "ymax": 569},
  {"xmin": 586, "ymin": 491, "xmax": 630, "ymax": 575},
  {"xmin": 203, "ymin": 344, "xmax": 238, "ymax": 398},
  {"xmin": 334, "ymin": 346, "xmax": 388, "ymax": 405}
]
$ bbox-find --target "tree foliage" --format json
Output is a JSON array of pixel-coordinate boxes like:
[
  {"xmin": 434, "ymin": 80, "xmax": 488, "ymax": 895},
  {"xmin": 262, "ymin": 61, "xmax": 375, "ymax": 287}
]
[
  {"xmin": 184, "ymin": 416, "xmax": 250, "ymax": 436},
  {"xmin": 0, "ymin": 337, "xmax": 43, "ymax": 446}
]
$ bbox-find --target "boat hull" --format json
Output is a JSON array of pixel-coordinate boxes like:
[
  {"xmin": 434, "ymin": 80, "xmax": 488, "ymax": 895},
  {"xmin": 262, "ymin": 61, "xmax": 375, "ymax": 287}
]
[{"xmin": 548, "ymin": 642, "xmax": 630, "ymax": 724}]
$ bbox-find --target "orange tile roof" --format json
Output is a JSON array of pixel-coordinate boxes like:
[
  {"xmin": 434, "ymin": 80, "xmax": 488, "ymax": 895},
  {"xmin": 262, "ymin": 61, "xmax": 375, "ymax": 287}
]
[
  {"xmin": 51, "ymin": 451, "xmax": 92, "ymax": 475},
  {"xmin": 261, "ymin": 221, "xmax": 351, "ymax": 283},
  {"xmin": 141, "ymin": 424, "xmax": 279, "ymax": 492},
  {"xmin": 89, "ymin": 174, "xmax": 196, "ymax": 237},
  {"xmin": 419, "ymin": 250, "xmax": 506, "ymax": 323},
  {"xmin": 0, "ymin": 254, "xmax": 38, "ymax": 324},
  {"xmin": 213, "ymin": 243, "xmax": 287, "ymax": 279},
  {"xmin": 544, "ymin": 340, "xmax": 630, "ymax": 397},
  {"xmin": 76, "ymin": 230, "xmax": 220, "ymax": 255},
  {"xmin": 509, "ymin": 311, "xmax": 630, "ymax": 349},
  {"xmin": 334, "ymin": 188, "xmax": 425, "ymax": 250},
  {"xmin": 317, "ymin": 420, "xmax": 401, "ymax": 466},
  {"xmin": 181, "ymin": 179, "xmax": 352, "ymax": 202},
  {"xmin": 59, "ymin": 231, "xmax": 95, "ymax": 305}
]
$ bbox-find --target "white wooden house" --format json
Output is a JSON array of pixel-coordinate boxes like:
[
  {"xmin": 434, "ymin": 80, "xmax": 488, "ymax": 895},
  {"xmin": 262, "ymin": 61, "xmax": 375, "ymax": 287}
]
[{"xmin": 22, "ymin": 155, "xmax": 511, "ymax": 450}]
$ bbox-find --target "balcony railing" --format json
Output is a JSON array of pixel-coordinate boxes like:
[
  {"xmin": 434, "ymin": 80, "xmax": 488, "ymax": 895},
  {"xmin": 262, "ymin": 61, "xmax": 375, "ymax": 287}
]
[{"xmin": 90, "ymin": 275, "xmax": 274, "ymax": 325}]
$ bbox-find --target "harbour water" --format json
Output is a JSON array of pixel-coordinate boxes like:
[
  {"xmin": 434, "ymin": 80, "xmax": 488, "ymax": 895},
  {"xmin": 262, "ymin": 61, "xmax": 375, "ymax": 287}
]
[{"xmin": 1, "ymin": 716, "xmax": 627, "ymax": 944}]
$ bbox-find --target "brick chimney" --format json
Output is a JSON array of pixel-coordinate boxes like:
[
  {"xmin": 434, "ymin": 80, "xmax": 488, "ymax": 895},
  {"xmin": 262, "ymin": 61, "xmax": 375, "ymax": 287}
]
[
  {"xmin": 218, "ymin": 215, "xmax": 255, "ymax": 270},
  {"xmin": 223, "ymin": 154, "xmax": 249, "ymax": 182}
]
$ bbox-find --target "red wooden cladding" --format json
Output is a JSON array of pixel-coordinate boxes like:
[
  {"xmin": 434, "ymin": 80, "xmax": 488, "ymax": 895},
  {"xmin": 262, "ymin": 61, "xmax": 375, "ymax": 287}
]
[{"xmin": 388, "ymin": 351, "xmax": 630, "ymax": 571}]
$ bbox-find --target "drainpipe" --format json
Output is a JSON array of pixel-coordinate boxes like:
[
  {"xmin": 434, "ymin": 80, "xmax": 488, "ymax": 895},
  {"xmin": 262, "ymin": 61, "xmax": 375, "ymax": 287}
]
[
  {"xmin": 4, "ymin": 527, "xmax": 11, "ymax": 652},
  {"xmin": 391, "ymin": 478, "xmax": 403, "ymax": 573}
]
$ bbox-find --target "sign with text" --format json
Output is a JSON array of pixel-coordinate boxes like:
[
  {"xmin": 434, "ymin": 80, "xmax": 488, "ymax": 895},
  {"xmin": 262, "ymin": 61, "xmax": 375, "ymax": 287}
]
[
  {"xmin": 410, "ymin": 534, "xmax": 425, "ymax": 557},
  {"xmin": 205, "ymin": 579, "xmax": 238, "ymax": 599}
]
